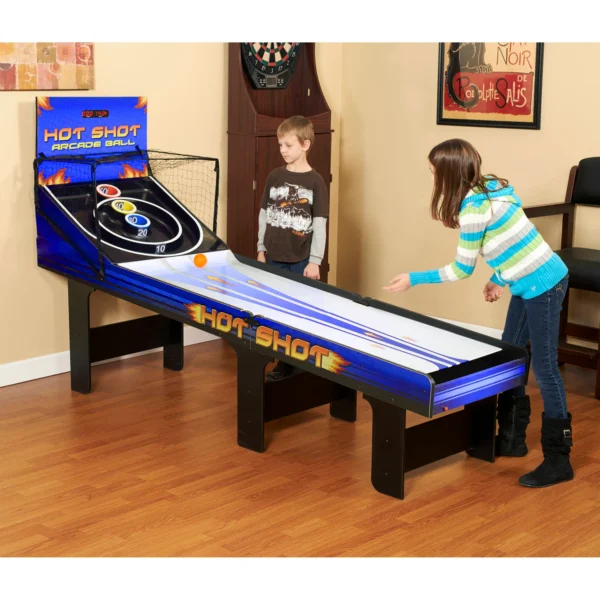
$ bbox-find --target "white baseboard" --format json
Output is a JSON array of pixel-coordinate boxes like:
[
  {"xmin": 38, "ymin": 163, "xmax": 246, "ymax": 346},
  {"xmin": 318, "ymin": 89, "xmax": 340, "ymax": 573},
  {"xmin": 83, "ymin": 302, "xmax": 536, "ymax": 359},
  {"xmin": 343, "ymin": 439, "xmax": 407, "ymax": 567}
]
[
  {"xmin": 0, "ymin": 326, "xmax": 217, "ymax": 389},
  {"xmin": 0, "ymin": 317, "xmax": 501, "ymax": 390}
]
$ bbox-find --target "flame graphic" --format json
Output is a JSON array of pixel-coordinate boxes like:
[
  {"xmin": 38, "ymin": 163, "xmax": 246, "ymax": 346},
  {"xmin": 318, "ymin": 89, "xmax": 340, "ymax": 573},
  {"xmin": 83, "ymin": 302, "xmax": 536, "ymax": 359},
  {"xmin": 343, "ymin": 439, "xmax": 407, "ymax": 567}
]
[
  {"xmin": 402, "ymin": 336, "xmax": 417, "ymax": 342},
  {"xmin": 186, "ymin": 303, "xmax": 202, "ymax": 323},
  {"xmin": 37, "ymin": 97, "xmax": 53, "ymax": 116},
  {"xmin": 321, "ymin": 352, "xmax": 350, "ymax": 375},
  {"xmin": 371, "ymin": 343, "xmax": 386, "ymax": 350},
  {"xmin": 365, "ymin": 332, "xmax": 382, "ymax": 339},
  {"xmin": 247, "ymin": 280, "xmax": 264, "ymax": 288},
  {"xmin": 206, "ymin": 286, "xmax": 227, "ymax": 293},
  {"xmin": 119, "ymin": 163, "xmax": 149, "ymax": 179},
  {"xmin": 206, "ymin": 275, "xmax": 232, "ymax": 286},
  {"xmin": 38, "ymin": 168, "xmax": 71, "ymax": 186},
  {"xmin": 135, "ymin": 97, "xmax": 148, "ymax": 113},
  {"xmin": 280, "ymin": 198, "xmax": 309, "ymax": 208}
]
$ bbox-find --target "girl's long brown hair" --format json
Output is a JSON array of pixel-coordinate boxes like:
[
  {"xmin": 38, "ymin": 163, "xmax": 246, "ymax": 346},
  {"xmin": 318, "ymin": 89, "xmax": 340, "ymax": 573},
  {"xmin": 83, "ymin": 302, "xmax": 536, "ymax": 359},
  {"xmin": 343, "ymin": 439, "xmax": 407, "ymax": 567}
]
[{"xmin": 428, "ymin": 139, "xmax": 509, "ymax": 229}]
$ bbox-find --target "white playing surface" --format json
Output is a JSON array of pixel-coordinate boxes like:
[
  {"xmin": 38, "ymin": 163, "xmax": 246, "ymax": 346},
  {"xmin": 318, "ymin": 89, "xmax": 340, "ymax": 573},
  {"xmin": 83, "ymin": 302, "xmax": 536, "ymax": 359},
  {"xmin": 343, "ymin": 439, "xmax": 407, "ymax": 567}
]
[{"xmin": 121, "ymin": 250, "xmax": 501, "ymax": 374}]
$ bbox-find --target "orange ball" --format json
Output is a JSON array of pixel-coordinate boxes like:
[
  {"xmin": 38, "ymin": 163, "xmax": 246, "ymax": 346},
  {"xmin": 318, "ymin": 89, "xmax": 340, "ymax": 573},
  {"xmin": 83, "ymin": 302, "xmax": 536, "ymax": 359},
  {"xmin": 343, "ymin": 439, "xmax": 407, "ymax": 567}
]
[{"xmin": 193, "ymin": 254, "xmax": 207, "ymax": 268}]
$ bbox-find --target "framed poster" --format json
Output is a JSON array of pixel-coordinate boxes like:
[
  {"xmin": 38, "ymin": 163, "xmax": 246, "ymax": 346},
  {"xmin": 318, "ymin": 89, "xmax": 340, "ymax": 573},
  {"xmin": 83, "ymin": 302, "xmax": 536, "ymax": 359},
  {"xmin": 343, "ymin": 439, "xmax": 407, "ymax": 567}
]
[
  {"xmin": 437, "ymin": 43, "xmax": 543, "ymax": 130},
  {"xmin": 0, "ymin": 43, "xmax": 94, "ymax": 91}
]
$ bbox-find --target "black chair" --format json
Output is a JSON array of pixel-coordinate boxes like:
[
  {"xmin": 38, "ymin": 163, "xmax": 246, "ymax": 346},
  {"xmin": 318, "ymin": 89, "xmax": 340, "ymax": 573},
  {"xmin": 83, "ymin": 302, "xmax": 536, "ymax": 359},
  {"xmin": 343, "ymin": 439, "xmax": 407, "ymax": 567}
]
[{"xmin": 523, "ymin": 157, "xmax": 600, "ymax": 399}]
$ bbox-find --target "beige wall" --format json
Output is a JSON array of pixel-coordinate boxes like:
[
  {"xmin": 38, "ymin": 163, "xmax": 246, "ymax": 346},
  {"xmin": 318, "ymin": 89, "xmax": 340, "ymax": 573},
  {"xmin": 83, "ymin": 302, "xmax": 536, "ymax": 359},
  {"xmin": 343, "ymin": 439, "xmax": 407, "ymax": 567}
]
[
  {"xmin": 0, "ymin": 43, "xmax": 343, "ymax": 366},
  {"xmin": 2, "ymin": 42, "xmax": 597, "ymax": 369},
  {"xmin": 314, "ymin": 44, "xmax": 343, "ymax": 286},
  {"xmin": 0, "ymin": 43, "xmax": 230, "ymax": 365},
  {"xmin": 337, "ymin": 43, "xmax": 600, "ymax": 333}
]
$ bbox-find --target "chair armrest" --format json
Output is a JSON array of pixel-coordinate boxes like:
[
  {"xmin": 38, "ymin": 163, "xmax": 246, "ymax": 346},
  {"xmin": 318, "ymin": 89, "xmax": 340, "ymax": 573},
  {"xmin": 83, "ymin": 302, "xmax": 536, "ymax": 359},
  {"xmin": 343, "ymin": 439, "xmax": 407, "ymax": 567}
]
[{"xmin": 523, "ymin": 203, "xmax": 575, "ymax": 218}]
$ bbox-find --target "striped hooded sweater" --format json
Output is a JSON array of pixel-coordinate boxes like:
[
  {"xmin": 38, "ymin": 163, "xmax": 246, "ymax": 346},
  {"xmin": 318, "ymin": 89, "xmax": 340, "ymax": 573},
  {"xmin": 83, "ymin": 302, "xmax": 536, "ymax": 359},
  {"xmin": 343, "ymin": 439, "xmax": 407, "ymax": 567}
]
[{"xmin": 408, "ymin": 180, "xmax": 568, "ymax": 299}]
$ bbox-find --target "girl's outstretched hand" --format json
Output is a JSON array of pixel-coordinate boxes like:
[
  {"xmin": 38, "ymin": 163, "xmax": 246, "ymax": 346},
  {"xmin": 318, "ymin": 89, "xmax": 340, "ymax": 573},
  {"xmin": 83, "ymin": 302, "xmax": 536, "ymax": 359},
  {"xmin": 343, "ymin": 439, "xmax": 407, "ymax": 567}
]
[
  {"xmin": 483, "ymin": 281, "xmax": 503, "ymax": 302},
  {"xmin": 384, "ymin": 273, "xmax": 411, "ymax": 293}
]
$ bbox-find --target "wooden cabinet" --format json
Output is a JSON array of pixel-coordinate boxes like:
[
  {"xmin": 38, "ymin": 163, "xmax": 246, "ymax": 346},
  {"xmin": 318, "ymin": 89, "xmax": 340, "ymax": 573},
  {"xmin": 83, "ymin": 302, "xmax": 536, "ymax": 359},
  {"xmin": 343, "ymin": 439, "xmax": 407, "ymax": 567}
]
[{"xmin": 226, "ymin": 43, "xmax": 332, "ymax": 281}]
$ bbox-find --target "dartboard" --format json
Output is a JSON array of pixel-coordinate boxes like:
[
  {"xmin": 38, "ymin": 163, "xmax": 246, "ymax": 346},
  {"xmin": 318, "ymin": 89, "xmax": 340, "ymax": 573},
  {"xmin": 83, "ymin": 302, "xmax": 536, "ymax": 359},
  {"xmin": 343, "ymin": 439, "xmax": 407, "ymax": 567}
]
[{"xmin": 241, "ymin": 43, "xmax": 301, "ymax": 89}]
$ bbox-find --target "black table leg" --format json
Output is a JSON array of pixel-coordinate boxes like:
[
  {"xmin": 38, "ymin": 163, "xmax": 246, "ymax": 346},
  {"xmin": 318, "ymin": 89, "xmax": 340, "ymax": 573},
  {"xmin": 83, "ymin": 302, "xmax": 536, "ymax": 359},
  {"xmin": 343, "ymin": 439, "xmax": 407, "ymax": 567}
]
[
  {"xmin": 68, "ymin": 279, "xmax": 94, "ymax": 394},
  {"xmin": 330, "ymin": 388, "xmax": 357, "ymax": 422},
  {"xmin": 364, "ymin": 395, "xmax": 407, "ymax": 500},
  {"xmin": 234, "ymin": 346, "xmax": 272, "ymax": 453},
  {"xmin": 163, "ymin": 320, "xmax": 184, "ymax": 372},
  {"xmin": 465, "ymin": 395, "xmax": 497, "ymax": 462}
]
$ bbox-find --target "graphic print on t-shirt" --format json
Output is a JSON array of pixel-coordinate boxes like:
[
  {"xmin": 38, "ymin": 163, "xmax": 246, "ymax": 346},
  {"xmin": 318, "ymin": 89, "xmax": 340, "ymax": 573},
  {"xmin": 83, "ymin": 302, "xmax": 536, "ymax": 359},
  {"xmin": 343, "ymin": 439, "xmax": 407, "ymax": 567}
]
[{"xmin": 267, "ymin": 183, "xmax": 313, "ymax": 238}]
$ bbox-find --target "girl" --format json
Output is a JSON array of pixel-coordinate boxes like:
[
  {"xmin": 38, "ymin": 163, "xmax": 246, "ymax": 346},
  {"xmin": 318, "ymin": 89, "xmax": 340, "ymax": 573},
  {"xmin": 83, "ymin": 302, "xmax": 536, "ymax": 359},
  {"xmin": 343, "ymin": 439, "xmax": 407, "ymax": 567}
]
[{"xmin": 384, "ymin": 139, "xmax": 573, "ymax": 488}]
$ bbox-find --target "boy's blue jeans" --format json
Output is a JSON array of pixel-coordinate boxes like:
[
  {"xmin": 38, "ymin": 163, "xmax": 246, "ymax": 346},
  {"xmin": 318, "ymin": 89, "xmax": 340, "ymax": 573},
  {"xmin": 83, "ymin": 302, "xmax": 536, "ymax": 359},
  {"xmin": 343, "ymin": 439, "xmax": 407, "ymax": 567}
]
[
  {"xmin": 267, "ymin": 257, "xmax": 310, "ymax": 275},
  {"xmin": 501, "ymin": 275, "xmax": 569, "ymax": 419}
]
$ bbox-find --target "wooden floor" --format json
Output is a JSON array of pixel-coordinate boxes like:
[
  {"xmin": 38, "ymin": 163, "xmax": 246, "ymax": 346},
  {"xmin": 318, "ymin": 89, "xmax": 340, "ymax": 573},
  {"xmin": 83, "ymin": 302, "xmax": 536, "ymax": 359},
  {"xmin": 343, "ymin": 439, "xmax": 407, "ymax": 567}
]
[{"xmin": 1, "ymin": 339, "xmax": 599, "ymax": 557}]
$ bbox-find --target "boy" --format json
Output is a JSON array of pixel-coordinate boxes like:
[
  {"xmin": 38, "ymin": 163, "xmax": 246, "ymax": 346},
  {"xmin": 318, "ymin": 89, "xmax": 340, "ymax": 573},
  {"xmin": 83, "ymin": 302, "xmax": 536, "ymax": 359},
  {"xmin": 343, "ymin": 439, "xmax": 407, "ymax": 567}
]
[{"xmin": 257, "ymin": 115, "xmax": 329, "ymax": 381}]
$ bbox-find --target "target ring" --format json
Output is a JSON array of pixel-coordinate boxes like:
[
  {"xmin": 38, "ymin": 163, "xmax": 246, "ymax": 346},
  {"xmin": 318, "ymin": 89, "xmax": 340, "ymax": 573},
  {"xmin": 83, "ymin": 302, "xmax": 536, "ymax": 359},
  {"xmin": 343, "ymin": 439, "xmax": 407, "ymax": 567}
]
[
  {"xmin": 111, "ymin": 199, "xmax": 136, "ymax": 214},
  {"xmin": 125, "ymin": 213, "xmax": 151, "ymax": 229},
  {"xmin": 97, "ymin": 197, "xmax": 182, "ymax": 246},
  {"xmin": 97, "ymin": 184, "xmax": 121, "ymax": 198},
  {"xmin": 42, "ymin": 176, "xmax": 204, "ymax": 258}
]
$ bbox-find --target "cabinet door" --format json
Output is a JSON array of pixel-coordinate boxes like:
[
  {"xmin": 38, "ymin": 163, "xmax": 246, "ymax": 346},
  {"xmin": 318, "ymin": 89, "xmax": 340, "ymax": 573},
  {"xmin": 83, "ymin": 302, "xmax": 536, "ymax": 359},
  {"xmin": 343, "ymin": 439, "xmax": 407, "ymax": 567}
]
[
  {"xmin": 226, "ymin": 134, "xmax": 257, "ymax": 258},
  {"xmin": 255, "ymin": 137, "xmax": 284, "ymax": 221},
  {"xmin": 256, "ymin": 134, "xmax": 331, "ymax": 281}
]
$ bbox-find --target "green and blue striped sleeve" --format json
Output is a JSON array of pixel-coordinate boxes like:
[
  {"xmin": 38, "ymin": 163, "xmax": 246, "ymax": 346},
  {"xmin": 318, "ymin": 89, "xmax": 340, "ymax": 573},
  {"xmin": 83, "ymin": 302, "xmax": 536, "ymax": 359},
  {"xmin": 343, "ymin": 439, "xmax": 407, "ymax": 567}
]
[{"xmin": 409, "ymin": 201, "xmax": 492, "ymax": 286}]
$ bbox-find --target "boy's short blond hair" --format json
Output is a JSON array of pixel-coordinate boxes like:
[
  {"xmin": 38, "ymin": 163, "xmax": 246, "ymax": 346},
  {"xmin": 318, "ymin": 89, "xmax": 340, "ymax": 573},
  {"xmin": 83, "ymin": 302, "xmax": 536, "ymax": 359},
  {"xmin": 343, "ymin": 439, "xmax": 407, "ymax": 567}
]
[{"xmin": 277, "ymin": 116, "xmax": 314, "ymax": 149}]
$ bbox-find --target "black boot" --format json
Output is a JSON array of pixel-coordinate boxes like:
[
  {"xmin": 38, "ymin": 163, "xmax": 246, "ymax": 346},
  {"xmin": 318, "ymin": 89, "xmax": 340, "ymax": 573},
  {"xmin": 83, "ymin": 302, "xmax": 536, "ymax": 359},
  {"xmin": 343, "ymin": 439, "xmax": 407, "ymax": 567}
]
[
  {"xmin": 266, "ymin": 360, "xmax": 298, "ymax": 382},
  {"xmin": 496, "ymin": 392, "xmax": 530, "ymax": 457},
  {"xmin": 519, "ymin": 413, "xmax": 574, "ymax": 488}
]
